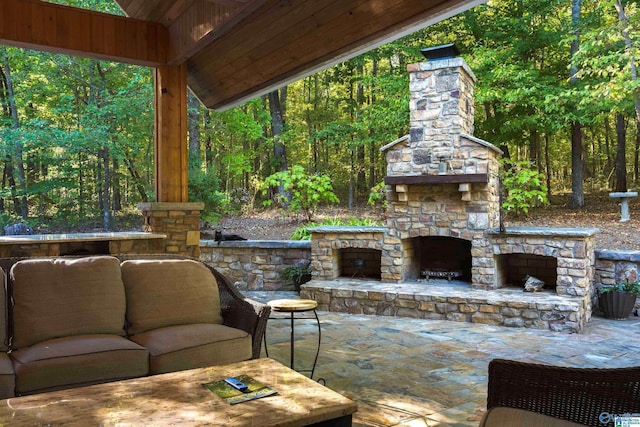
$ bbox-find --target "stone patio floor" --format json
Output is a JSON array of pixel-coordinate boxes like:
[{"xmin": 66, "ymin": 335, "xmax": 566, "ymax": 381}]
[{"xmin": 246, "ymin": 290, "xmax": 640, "ymax": 427}]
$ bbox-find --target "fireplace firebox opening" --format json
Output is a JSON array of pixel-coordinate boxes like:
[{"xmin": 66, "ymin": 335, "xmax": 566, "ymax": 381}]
[
  {"xmin": 339, "ymin": 248, "xmax": 382, "ymax": 280},
  {"xmin": 496, "ymin": 253, "xmax": 557, "ymax": 291},
  {"xmin": 405, "ymin": 236, "xmax": 472, "ymax": 282}
]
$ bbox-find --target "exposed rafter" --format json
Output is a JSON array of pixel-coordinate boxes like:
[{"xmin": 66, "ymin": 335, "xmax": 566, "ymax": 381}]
[{"xmin": 0, "ymin": 0, "xmax": 168, "ymax": 66}]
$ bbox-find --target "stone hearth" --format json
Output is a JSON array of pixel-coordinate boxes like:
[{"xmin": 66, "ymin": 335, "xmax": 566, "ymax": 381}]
[
  {"xmin": 305, "ymin": 225, "xmax": 598, "ymax": 333},
  {"xmin": 300, "ymin": 279, "xmax": 588, "ymax": 333}
]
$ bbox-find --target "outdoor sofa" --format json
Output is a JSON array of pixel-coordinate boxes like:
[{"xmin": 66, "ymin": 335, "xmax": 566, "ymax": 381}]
[
  {"xmin": 0, "ymin": 254, "xmax": 270, "ymax": 397},
  {"xmin": 481, "ymin": 358, "xmax": 640, "ymax": 426}
]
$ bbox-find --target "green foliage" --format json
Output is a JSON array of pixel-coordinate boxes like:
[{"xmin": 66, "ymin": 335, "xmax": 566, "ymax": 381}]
[
  {"xmin": 280, "ymin": 259, "xmax": 312, "ymax": 289},
  {"xmin": 289, "ymin": 216, "xmax": 384, "ymax": 240},
  {"xmin": 368, "ymin": 181, "xmax": 387, "ymax": 207},
  {"xmin": 500, "ymin": 160, "xmax": 549, "ymax": 215},
  {"xmin": 262, "ymin": 165, "xmax": 339, "ymax": 221},
  {"xmin": 188, "ymin": 169, "xmax": 228, "ymax": 223},
  {"xmin": 599, "ymin": 280, "xmax": 640, "ymax": 295}
]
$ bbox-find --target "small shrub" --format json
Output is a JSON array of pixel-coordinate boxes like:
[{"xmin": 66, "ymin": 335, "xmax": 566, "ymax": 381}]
[
  {"xmin": 188, "ymin": 169, "xmax": 229, "ymax": 223},
  {"xmin": 289, "ymin": 217, "xmax": 384, "ymax": 240},
  {"xmin": 599, "ymin": 280, "xmax": 640, "ymax": 295},
  {"xmin": 262, "ymin": 165, "xmax": 339, "ymax": 221},
  {"xmin": 281, "ymin": 259, "xmax": 312, "ymax": 290},
  {"xmin": 368, "ymin": 181, "xmax": 387, "ymax": 208},
  {"xmin": 500, "ymin": 160, "xmax": 548, "ymax": 215}
]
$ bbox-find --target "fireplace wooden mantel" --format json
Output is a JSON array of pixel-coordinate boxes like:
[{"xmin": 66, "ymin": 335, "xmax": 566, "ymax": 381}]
[{"xmin": 384, "ymin": 174, "xmax": 489, "ymax": 185}]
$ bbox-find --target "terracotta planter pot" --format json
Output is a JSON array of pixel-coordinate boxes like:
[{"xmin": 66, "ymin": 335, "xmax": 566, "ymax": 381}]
[{"xmin": 599, "ymin": 290, "xmax": 638, "ymax": 320}]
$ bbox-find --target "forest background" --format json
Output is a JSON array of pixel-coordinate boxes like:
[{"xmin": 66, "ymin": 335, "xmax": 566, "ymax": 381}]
[{"xmin": 0, "ymin": 0, "xmax": 639, "ymax": 233}]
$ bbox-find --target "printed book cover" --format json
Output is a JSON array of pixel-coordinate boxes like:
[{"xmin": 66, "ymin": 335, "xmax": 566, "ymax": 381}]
[{"xmin": 203, "ymin": 375, "xmax": 277, "ymax": 405}]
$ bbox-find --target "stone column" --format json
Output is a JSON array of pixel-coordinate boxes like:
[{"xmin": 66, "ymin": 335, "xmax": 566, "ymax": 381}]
[{"xmin": 138, "ymin": 202, "xmax": 204, "ymax": 257}]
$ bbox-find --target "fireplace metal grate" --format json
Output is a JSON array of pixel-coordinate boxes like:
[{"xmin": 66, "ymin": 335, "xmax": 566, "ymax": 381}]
[{"xmin": 421, "ymin": 269, "xmax": 463, "ymax": 281}]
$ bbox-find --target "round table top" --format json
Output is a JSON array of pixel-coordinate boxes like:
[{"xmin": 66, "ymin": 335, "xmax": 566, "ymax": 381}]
[{"xmin": 268, "ymin": 299, "xmax": 318, "ymax": 312}]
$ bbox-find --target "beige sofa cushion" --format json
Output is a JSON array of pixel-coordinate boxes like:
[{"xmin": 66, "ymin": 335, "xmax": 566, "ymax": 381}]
[
  {"xmin": 130, "ymin": 323, "xmax": 251, "ymax": 374},
  {"xmin": 11, "ymin": 256, "xmax": 126, "ymax": 349},
  {"xmin": 121, "ymin": 259, "xmax": 223, "ymax": 335},
  {"xmin": 10, "ymin": 334, "xmax": 148, "ymax": 395},
  {"xmin": 480, "ymin": 407, "xmax": 589, "ymax": 427}
]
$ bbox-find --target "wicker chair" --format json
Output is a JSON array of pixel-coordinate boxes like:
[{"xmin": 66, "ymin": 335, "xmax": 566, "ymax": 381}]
[{"xmin": 484, "ymin": 358, "xmax": 640, "ymax": 427}]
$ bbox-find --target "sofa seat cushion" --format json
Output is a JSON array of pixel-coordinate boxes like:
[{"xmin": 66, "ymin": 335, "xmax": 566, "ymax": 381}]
[
  {"xmin": 121, "ymin": 259, "xmax": 223, "ymax": 336},
  {"xmin": 10, "ymin": 256, "xmax": 126, "ymax": 349},
  {"xmin": 129, "ymin": 323, "xmax": 251, "ymax": 374},
  {"xmin": 10, "ymin": 334, "xmax": 149, "ymax": 395},
  {"xmin": 480, "ymin": 407, "xmax": 589, "ymax": 427},
  {"xmin": 0, "ymin": 353, "xmax": 14, "ymax": 399}
]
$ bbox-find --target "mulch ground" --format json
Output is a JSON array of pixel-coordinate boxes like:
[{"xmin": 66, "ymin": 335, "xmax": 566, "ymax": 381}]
[{"xmin": 207, "ymin": 192, "xmax": 640, "ymax": 251}]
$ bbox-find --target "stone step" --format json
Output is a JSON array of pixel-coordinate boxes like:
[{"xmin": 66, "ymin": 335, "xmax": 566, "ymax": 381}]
[{"xmin": 300, "ymin": 279, "xmax": 589, "ymax": 333}]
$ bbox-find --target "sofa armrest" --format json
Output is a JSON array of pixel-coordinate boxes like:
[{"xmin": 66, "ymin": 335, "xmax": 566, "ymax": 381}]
[
  {"xmin": 205, "ymin": 264, "xmax": 270, "ymax": 359},
  {"xmin": 487, "ymin": 359, "xmax": 640, "ymax": 427}
]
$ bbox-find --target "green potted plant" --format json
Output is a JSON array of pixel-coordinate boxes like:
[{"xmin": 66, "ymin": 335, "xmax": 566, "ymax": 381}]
[
  {"xmin": 597, "ymin": 280, "xmax": 640, "ymax": 320},
  {"xmin": 281, "ymin": 259, "xmax": 312, "ymax": 291}
]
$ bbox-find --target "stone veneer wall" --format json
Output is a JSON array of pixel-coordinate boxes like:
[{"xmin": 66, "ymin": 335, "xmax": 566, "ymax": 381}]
[
  {"xmin": 489, "ymin": 228, "xmax": 598, "ymax": 296},
  {"xmin": 595, "ymin": 249, "xmax": 640, "ymax": 284},
  {"xmin": 300, "ymin": 281, "xmax": 589, "ymax": 333},
  {"xmin": 138, "ymin": 202, "xmax": 203, "ymax": 257},
  {"xmin": 384, "ymin": 172, "xmax": 502, "ymax": 287},
  {"xmin": 0, "ymin": 234, "xmax": 166, "ymax": 257},
  {"xmin": 308, "ymin": 227, "xmax": 387, "ymax": 280},
  {"xmin": 405, "ymin": 58, "xmax": 476, "ymax": 173},
  {"xmin": 199, "ymin": 240, "xmax": 311, "ymax": 291}
]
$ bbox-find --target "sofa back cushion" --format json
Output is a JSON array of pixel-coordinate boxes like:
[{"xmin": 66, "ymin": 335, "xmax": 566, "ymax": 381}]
[
  {"xmin": 10, "ymin": 256, "xmax": 126, "ymax": 349},
  {"xmin": 121, "ymin": 259, "xmax": 223, "ymax": 336}
]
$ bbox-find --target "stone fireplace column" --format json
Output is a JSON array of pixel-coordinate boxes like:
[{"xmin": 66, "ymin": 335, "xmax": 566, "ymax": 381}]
[{"xmin": 138, "ymin": 202, "xmax": 204, "ymax": 257}]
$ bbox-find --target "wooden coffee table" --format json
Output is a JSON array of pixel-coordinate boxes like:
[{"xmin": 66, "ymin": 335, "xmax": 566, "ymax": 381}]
[{"xmin": 0, "ymin": 358, "xmax": 356, "ymax": 426}]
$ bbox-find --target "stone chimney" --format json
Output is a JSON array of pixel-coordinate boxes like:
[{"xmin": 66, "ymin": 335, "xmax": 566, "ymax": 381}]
[{"xmin": 398, "ymin": 45, "xmax": 479, "ymax": 176}]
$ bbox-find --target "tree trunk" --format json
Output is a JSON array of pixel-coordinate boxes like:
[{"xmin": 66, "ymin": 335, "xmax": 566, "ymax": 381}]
[
  {"xmin": 100, "ymin": 147, "xmax": 111, "ymax": 230},
  {"xmin": 615, "ymin": 113, "xmax": 628, "ymax": 191},
  {"xmin": 545, "ymin": 134, "xmax": 552, "ymax": 197},
  {"xmin": 1, "ymin": 47, "xmax": 28, "ymax": 219},
  {"xmin": 615, "ymin": 0, "xmax": 640, "ymax": 123},
  {"xmin": 124, "ymin": 154, "xmax": 149, "ymax": 203},
  {"xmin": 268, "ymin": 88, "xmax": 288, "ymax": 202},
  {"xmin": 635, "ymin": 120, "xmax": 640, "ymax": 182},
  {"xmin": 188, "ymin": 91, "xmax": 200, "ymax": 169},
  {"xmin": 112, "ymin": 157, "xmax": 122, "ymax": 211},
  {"xmin": 569, "ymin": 0, "xmax": 584, "ymax": 208},
  {"xmin": 369, "ymin": 58, "xmax": 378, "ymax": 190}
]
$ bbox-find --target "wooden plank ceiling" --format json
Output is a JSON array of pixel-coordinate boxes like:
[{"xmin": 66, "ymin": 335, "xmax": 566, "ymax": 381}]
[
  {"xmin": 3, "ymin": 0, "xmax": 485, "ymax": 111},
  {"xmin": 116, "ymin": 0, "xmax": 485, "ymax": 111}
]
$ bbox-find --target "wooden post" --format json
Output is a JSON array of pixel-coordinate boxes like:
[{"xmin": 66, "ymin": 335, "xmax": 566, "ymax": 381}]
[{"xmin": 154, "ymin": 64, "xmax": 188, "ymax": 202}]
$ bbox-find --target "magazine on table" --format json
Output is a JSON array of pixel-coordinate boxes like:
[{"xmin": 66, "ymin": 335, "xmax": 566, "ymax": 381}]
[{"xmin": 203, "ymin": 374, "xmax": 277, "ymax": 405}]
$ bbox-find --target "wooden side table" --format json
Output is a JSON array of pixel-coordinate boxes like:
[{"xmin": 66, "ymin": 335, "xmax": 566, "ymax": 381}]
[{"xmin": 264, "ymin": 299, "xmax": 321, "ymax": 379}]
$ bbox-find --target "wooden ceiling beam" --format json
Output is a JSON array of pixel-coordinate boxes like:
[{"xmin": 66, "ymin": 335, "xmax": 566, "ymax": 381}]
[
  {"xmin": 188, "ymin": 0, "xmax": 484, "ymax": 110},
  {"xmin": 0, "ymin": 0, "xmax": 168, "ymax": 67}
]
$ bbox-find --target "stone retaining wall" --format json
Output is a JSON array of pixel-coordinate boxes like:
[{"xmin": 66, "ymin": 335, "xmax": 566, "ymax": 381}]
[
  {"xmin": 199, "ymin": 240, "xmax": 311, "ymax": 291},
  {"xmin": 595, "ymin": 249, "xmax": 640, "ymax": 285}
]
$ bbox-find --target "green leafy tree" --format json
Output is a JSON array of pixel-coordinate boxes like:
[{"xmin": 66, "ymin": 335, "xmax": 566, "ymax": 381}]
[
  {"xmin": 261, "ymin": 165, "xmax": 339, "ymax": 221},
  {"xmin": 501, "ymin": 160, "xmax": 549, "ymax": 215}
]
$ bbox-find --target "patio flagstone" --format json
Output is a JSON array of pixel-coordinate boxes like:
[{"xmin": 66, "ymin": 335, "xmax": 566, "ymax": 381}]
[{"xmin": 249, "ymin": 291, "xmax": 640, "ymax": 427}]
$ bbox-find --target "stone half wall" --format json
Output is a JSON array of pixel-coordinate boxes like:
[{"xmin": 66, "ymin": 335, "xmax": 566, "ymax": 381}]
[{"xmin": 199, "ymin": 240, "xmax": 311, "ymax": 291}]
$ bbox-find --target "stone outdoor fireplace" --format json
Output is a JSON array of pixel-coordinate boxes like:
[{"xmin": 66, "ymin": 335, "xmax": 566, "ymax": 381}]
[{"xmin": 304, "ymin": 46, "xmax": 598, "ymax": 332}]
